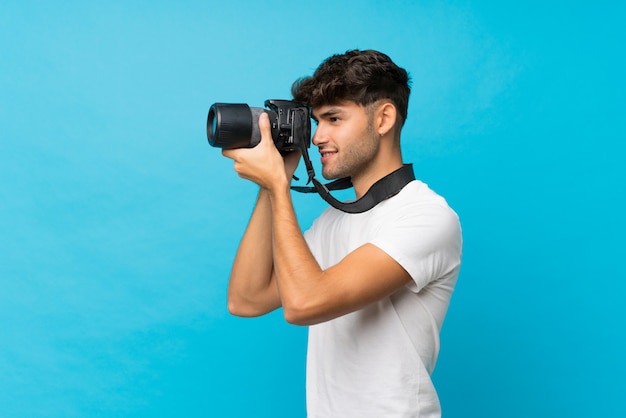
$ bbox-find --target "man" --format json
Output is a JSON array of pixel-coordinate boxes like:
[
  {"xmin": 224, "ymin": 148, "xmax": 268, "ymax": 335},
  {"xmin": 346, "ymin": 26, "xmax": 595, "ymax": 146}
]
[{"xmin": 222, "ymin": 49, "xmax": 462, "ymax": 417}]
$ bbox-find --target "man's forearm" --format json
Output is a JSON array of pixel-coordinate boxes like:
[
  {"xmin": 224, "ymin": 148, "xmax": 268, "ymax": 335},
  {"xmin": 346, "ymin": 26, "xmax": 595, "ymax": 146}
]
[
  {"xmin": 227, "ymin": 188, "xmax": 281, "ymax": 316},
  {"xmin": 268, "ymin": 184, "xmax": 327, "ymax": 325}
]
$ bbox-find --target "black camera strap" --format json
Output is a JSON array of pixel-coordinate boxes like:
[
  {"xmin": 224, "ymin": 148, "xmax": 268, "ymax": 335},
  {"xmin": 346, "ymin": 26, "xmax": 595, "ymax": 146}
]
[{"xmin": 291, "ymin": 145, "xmax": 415, "ymax": 214}]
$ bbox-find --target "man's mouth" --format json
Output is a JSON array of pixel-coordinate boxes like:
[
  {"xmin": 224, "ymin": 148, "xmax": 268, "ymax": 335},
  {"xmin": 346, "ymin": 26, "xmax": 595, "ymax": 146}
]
[{"xmin": 320, "ymin": 149, "xmax": 337, "ymax": 164}]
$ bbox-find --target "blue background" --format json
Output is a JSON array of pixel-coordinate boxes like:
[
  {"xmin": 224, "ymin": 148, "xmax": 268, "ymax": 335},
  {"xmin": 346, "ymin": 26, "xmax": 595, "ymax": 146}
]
[{"xmin": 1, "ymin": 1, "xmax": 624, "ymax": 417}]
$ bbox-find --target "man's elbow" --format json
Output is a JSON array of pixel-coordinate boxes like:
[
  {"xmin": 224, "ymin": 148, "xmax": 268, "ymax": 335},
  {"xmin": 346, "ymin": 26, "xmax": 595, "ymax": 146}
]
[
  {"xmin": 228, "ymin": 297, "xmax": 259, "ymax": 318},
  {"xmin": 282, "ymin": 306, "xmax": 307, "ymax": 325},
  {"xmin": 227, "ymin": 293, "xmax": 277, "ymax": 318},
  {"xmin": 282, "ymin": 301, "xmax": 328, "ymax": 326},
  {"xmin": 227, "ymin": 298, "xmax": 248, "ymax": 317}
]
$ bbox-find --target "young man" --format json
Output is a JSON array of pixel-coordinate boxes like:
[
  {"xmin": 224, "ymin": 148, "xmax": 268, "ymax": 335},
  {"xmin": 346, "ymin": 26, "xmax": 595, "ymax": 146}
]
[{"xmin": 222, "ymin": 50, "xmax": 462, "ymax": 418}]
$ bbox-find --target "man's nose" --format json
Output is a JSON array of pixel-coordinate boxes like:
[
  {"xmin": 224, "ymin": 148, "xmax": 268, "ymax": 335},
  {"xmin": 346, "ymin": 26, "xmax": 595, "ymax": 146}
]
[{"xmin": 312, "ymin": 126, "xmax": 326, "ymax": 146}]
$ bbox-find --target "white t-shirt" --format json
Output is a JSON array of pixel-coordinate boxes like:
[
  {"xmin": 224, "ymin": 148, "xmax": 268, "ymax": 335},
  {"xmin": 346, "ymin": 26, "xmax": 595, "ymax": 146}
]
[{"xmin": 303, "ymin": 180, "xmax": 462, "ymax": 418}]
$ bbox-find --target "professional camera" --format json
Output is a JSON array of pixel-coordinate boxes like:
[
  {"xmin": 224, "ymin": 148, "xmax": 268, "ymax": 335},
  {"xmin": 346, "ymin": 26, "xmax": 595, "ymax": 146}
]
[
  {"xmin": 205, "ymin": 98, "xmax": 413, "ymax": 213},
  {"xmin": 207, "ymin": 99, "xmax": 311, "ymax": 151}
]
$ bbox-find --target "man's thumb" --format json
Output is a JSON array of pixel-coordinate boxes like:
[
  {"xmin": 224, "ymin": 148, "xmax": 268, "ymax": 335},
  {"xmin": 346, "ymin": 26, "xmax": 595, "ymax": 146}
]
[{"xmin": 258, "ymin": 112, "xmax": 272, "ymax": 140}]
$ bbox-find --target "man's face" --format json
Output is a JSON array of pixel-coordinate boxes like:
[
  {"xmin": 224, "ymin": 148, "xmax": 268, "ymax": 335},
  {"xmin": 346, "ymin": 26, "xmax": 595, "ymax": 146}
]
[{"xmin": 311, "ymin": 101, "xmax": 379, "ymax": 180}]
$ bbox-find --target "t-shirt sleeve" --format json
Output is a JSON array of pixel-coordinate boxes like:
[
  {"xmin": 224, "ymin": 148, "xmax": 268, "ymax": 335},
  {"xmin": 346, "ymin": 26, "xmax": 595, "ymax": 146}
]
[{"xmin": 369, "ymin": 201, "xmax": 462, "ymax": 292}]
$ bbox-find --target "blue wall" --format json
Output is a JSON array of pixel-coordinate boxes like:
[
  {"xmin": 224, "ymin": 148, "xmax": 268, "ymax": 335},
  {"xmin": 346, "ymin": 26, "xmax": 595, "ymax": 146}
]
[{"xmin": 1, "ymin": 1, "xmax": 624, "ymax": 417}]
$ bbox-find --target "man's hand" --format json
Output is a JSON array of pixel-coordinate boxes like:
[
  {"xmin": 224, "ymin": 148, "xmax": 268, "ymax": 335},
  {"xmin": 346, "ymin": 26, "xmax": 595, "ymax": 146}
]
[{"xmin": 222, "ymin": 113, "xmax": 300, "ymax": 191}]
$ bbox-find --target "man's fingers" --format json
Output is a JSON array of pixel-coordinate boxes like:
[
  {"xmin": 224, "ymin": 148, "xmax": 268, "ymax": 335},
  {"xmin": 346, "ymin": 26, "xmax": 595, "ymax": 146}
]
[{"xmin": 222, "ymin": 148, "xmax": 235, "ymax": 159}]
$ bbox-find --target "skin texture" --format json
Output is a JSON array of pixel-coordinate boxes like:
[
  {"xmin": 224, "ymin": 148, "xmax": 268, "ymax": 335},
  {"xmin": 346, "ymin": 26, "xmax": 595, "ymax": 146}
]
[
  {"xmin": 222, "ymin": 101, "xmax": 412, "ymax": 326},
  {"xmin": 312, "ymin": 103, "xmax": 379, "ymax": 181}
]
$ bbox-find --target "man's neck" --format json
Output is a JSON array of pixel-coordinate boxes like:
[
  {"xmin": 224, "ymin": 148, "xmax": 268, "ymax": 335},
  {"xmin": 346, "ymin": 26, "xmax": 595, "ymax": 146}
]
[{"xmin": 352, "ymin": 155, "xmax": 404, "ymax": 199}]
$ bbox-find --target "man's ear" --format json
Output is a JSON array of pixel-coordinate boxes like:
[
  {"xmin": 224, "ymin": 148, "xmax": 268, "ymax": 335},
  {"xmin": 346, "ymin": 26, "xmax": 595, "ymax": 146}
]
[{"xmin": 375, "ymin": 102, "xmax": 397, "ymax": 137}]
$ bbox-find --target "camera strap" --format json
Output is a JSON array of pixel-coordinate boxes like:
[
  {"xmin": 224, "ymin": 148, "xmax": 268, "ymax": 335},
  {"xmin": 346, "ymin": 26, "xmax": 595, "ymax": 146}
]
[{"xmin": 291, "ymin": 145, "xmax": 415, "ymax": 214}]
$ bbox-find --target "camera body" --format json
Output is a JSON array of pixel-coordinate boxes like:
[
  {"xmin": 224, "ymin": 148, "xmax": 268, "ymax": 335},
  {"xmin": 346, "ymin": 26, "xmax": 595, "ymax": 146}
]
[{"xmin": 207, "ymin": 99, "xmax": 311, "ymax": 151}]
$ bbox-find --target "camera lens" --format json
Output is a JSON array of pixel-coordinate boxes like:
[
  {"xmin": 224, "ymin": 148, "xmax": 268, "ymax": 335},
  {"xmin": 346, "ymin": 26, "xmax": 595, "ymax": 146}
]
[
  {"xmin": 206, "ymin": 102, "xmax": 282, "ymax": 149},
  {"xmin": 206, "ymin": 103, "xmax": 255, "ymax": 149},
  {"xmin": 209, "ymin": 109, "xmax": 217, "ymax": 140},
  {"xmin": 207, "ymin": 107, "xmax": 218, "ymax": 143}
]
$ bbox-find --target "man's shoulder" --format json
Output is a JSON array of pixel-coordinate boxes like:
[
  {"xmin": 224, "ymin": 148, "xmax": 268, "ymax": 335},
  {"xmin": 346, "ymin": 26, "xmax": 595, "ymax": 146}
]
[
  {"xmin": 383, "ymin": 180, "xmax": 455, "ymax": 214},
  {"xmin": 308, "ymin": 179, "xmax": 459, "ymax": 232}
]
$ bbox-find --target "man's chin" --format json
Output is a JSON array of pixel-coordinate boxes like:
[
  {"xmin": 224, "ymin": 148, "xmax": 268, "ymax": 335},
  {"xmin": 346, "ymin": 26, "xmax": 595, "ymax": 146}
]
[{"xmin": 322, "ymin": 170, "xmax": 340, "ymax": 181}]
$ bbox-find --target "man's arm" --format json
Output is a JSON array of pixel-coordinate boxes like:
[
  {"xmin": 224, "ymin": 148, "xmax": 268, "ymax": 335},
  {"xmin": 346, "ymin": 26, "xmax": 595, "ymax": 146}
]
[
  {"xmin": 268, "ymin": 183, "xmax": 412, "ymax": 326},
  {"xmin": 223, "ymin": 115, "xmax": 302, "ymax": 318},
  {"xmin": 226, "ymin": 187, "xmax": 281, "ymax": 317}
]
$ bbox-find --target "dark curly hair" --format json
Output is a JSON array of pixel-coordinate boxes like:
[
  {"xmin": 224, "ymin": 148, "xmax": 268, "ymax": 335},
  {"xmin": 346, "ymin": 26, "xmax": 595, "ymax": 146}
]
[{"xmin": 291, "ymin": 49, "xmax": 411, "ymax": 126}]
